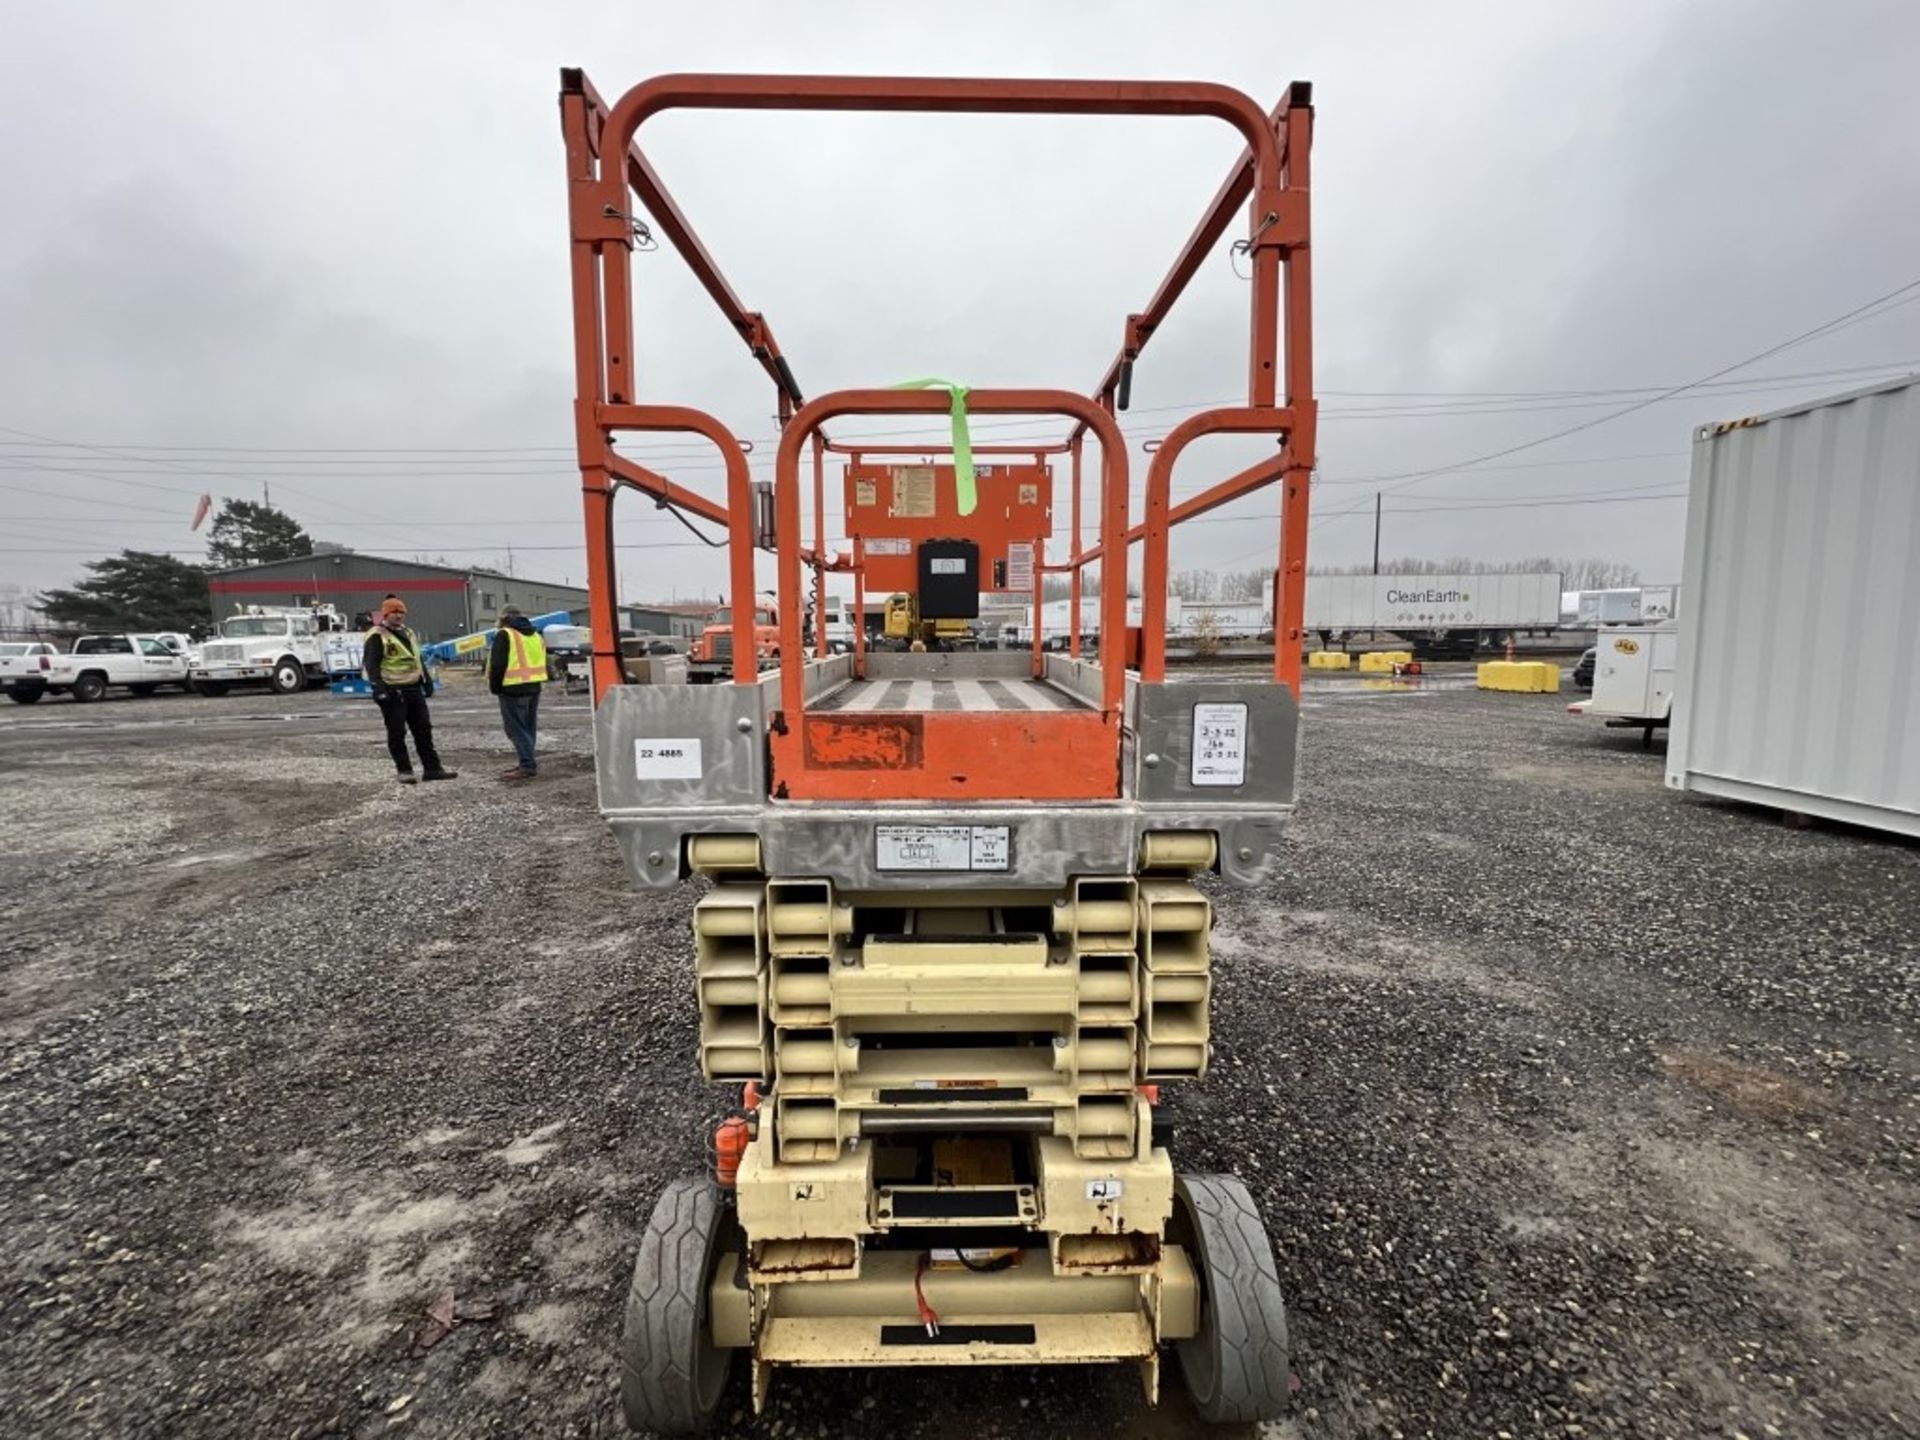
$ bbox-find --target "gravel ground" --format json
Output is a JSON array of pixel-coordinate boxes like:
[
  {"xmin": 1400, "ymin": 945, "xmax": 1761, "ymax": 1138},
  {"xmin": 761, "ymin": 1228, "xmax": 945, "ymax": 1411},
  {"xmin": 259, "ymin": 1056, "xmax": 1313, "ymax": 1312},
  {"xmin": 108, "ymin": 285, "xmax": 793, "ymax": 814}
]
[{"xmin": 1, "ymin": 673, "xmax": 1914, "ymax": 1439}]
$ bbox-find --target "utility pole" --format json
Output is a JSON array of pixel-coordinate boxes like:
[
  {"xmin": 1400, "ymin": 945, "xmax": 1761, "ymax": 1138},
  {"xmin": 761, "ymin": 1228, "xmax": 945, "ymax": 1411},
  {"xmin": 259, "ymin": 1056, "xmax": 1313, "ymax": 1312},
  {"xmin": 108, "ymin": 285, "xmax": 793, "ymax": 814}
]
[{"xmin": 1371, "ymin": 492, "xmax": 1383, "ymax": 643}]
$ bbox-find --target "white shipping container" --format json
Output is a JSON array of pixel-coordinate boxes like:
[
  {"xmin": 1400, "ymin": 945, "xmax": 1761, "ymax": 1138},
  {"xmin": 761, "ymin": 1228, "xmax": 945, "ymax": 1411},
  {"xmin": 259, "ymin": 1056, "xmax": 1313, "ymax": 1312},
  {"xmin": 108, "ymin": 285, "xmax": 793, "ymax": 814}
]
[
  {"xmin": 1666, "ymin": 376, "xmax": 1920, "ymax": 836},
  {"xmin": 1305, "ymin": 572, "xmax": 1562, "ymax": 630}
]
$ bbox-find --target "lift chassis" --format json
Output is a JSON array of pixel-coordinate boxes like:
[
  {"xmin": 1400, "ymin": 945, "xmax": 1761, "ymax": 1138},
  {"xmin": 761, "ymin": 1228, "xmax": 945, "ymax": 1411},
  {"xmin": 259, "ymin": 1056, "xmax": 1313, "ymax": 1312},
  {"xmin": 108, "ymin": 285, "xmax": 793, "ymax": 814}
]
[{"xmin": 562, "ymin": 68, "xmax": 1316, "ymax": 1432}]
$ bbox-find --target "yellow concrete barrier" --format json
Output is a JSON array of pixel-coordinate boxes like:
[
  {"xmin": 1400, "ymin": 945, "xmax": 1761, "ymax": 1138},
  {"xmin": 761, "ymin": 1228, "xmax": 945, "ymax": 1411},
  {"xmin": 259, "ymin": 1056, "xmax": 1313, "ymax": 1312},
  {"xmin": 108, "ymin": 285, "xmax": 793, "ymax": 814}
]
[
  {"xmin": 1477, "ymin": 660, "xmax": 1562, "ymax": 693},
  {"xmin": 1307, "ymin": 651, "xmax": 1352, "ymax": 670},
  {"xmin": 1356, "ymin": 650, "xmax": 1412, "ymax": 673}
]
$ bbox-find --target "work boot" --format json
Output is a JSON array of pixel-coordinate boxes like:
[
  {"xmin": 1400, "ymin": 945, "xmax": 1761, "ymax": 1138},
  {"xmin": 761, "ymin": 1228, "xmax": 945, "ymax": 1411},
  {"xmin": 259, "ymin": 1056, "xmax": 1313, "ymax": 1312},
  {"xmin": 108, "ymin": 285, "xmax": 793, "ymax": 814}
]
[
  {"xmin": 499, "ymin": 767, "xmax": 532, "ymax": 781},
  {"xmin": 395, "ymin": 771, "xmax": 418, "ymax": 785},
  {"xmin": 421, "ymin": 768, "xmax": 459, "ymax": 782}
]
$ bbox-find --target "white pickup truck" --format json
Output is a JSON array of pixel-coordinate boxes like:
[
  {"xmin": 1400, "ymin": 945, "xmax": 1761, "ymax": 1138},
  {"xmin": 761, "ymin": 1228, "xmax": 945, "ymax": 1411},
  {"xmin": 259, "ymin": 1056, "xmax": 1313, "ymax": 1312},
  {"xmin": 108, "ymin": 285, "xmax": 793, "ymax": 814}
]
[
  {"xmin": 190, "ymin": 607, "xmax": 341, "ymax": 696},
  {"xmin": 40, "ymin": 634, "xmax": 194, "ymax": 703},
  {"xmin": 1, "ymin": 641, "xmax": 59, "ymax": 704}
]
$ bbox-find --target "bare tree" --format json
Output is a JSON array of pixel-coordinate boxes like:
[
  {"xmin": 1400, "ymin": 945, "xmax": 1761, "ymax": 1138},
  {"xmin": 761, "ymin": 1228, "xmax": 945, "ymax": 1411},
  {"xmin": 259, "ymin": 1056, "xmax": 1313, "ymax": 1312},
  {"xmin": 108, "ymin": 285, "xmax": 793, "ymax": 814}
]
[
  {"xmin": 1171, "ymin": 568, "xmax": 1218, "ymax": 602},
  {"xmin": 0, "ymin": 584, "xmax": 33, "ymax": 633},
  {"xmin": 1041, "ymin": 573, "xmax": 1104, "ymax": 601},
  {"xmin": 1308, "ymin": 555, "xmax": 1638, "ymax": 587},
  {"xmin": 1219, "ymin": 568, "xmax": 1269, "ymax": 601}
]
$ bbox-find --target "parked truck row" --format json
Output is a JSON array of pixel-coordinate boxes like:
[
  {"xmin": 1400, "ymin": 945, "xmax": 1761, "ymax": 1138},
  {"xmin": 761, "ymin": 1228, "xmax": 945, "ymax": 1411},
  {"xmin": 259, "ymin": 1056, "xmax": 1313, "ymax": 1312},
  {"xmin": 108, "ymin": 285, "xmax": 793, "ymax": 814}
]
[
  {"xmin": 4, "ymin": 633, "xmax": 195, "ymax": 704},
  {"xmin": 4, "ymin": 605, "xmax": 368, "ymax": 704}
]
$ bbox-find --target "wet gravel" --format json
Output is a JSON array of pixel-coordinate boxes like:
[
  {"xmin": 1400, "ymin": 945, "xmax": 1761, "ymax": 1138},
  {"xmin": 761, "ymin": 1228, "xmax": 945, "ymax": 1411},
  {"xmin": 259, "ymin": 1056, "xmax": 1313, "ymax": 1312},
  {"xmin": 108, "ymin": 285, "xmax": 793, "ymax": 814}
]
[{"xmin": 0, "ymin": 675, "xmax": 1914, "ymax": 1439}]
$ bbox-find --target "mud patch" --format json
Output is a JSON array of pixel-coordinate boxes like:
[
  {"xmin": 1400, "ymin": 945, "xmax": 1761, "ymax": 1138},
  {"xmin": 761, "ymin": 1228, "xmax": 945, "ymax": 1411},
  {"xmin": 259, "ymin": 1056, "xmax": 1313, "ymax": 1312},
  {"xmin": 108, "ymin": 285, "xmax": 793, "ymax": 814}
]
[{"xmin": 1659, "ymin": 1049, "xmax": 1835, "ymax": 1123}]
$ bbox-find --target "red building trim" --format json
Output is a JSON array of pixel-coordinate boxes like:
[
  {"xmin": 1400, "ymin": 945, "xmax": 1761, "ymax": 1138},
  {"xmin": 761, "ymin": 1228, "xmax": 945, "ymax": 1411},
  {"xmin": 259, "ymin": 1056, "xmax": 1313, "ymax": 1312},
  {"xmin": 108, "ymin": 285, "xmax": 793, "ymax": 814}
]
[{"xmin": 209, "ymin": 577, "xmax": 469, "ymax": 594}]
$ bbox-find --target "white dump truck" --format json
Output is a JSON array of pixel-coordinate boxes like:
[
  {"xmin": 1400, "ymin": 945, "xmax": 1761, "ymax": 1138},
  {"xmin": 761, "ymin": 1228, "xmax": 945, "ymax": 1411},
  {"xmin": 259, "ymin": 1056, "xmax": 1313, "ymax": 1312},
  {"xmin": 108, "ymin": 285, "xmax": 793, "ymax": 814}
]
[{"xmin": 190, "ymin": 605, "xmax": 347, "ymax": 696}]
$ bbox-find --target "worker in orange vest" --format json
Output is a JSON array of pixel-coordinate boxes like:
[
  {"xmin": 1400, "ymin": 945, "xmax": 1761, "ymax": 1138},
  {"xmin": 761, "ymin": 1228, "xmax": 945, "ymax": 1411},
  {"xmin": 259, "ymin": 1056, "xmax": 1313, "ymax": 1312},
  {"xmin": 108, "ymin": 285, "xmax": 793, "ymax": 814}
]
[{"xmin": 488, "ymin": 605, "xmax": 549, "ymax": 781}]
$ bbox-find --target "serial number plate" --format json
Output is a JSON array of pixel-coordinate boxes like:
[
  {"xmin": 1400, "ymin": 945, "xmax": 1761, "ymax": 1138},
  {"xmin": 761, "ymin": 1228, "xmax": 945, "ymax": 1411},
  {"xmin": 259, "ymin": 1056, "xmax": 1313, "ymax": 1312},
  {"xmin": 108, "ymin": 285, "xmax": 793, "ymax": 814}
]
[
  {"xmin": 876, "ymin": 824, "xmax": 1011, "ymax": 871},
  {"xmin": 633, "ymin": 738, "xmax": 702, "ymax": 780}
]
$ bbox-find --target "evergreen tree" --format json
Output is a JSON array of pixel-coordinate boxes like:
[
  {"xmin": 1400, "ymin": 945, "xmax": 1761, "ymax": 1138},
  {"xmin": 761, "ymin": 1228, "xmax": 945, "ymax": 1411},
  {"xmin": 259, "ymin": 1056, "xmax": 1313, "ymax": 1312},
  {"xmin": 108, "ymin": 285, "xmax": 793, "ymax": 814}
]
[
  {"xmin": 206, "ymin": 499, "xmax": 312, "ymax": 568},
  {"xmin": 36, "ymin": 551, "xmax": 212, "ymax": 633}
]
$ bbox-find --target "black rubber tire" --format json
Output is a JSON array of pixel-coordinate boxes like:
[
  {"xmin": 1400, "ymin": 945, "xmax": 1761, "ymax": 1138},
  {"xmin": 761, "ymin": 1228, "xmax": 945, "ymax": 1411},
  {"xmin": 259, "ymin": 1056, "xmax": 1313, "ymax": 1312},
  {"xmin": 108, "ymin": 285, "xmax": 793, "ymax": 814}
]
[
  {"xmin": 7, "ymin": 687, "xmax": 44, "ymax": 705},
  {"xmin": 194, "ymin": 680, "xmax": 230, "ymax": 698},
  {"xmin": 269, "ymin": 658, "xmax": 304, "ymax": 695},
  {"xmin": 1171, "ymin": 1173, "xmax": 1292, "ymax": 1423},
  {"xmin": 621, "ymin": 1179, "xmax": 737, "ymax": 1435},
  {"xmin": 129, "ymin": 684, "xmax": 158, "ymax": 696},
  {"xmin": 70, "ymin": 672, "xmax": 108, "ymax": 704}
]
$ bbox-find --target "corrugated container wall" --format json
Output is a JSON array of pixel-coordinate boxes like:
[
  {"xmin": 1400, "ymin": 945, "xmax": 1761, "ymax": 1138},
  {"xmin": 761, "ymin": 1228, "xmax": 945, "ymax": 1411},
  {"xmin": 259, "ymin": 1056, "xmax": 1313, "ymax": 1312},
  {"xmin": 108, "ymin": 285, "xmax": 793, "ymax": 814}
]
[{"xmin": 1666, "ymin": 376, "xmax": 1920, "ymax": 836}]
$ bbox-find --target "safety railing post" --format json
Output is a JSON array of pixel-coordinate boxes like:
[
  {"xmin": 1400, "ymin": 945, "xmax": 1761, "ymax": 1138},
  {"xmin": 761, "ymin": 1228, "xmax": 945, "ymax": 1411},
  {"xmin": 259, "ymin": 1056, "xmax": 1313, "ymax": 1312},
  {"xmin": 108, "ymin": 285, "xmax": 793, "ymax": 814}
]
[
  {"xmin": 1068, "ymin": 438, "xmax": 1084, "ymax": 659},
  {"xmin": 812, "ymin": 436, "xmax": 828, "ymax": 659}
]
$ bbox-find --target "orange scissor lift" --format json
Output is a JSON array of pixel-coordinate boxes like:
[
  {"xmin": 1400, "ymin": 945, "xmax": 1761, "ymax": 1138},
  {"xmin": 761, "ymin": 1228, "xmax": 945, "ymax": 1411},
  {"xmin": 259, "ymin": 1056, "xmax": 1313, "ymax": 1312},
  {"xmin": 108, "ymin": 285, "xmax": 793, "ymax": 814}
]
[{"xmin": 561, "ymin": 69, "xmax": 1316, "ymax": 1432}]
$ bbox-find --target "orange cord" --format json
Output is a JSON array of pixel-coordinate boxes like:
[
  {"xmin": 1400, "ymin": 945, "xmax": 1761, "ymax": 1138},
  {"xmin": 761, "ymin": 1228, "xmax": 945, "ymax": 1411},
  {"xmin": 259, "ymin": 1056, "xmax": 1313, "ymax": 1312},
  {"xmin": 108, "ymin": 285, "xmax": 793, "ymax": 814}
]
[
  {"xmin": 913, "ymin": 1254, "xmax": 941, "ymax": 1337},
  {"xmin": 712, "ymin": 1115, "xmax": 750, "ymax": 1189}
]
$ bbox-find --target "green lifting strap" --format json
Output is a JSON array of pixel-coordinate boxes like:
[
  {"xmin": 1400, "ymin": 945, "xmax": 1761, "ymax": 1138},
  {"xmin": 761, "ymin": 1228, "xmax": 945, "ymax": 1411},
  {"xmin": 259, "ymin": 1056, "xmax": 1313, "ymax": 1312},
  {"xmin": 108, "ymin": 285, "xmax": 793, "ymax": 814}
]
[{"xmin": 890, "ymin": 377, "xmax": 976, "ymax": 515}]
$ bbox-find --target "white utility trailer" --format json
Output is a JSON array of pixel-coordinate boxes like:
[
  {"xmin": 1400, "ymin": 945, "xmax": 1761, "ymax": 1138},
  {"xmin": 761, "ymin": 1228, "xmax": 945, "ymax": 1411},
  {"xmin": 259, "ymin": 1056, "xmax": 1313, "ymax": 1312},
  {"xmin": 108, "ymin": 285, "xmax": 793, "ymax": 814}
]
[{"xmin": 1568, "ymin": 622, "xmax": 1676, "ymax": 746}]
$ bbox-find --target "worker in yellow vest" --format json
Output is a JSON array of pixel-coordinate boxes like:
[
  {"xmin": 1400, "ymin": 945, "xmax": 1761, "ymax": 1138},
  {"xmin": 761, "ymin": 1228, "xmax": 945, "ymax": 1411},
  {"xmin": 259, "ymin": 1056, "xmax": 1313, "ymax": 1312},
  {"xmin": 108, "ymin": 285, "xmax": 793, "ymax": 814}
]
[
  {"xmin": 362, "ymin": 597, "xmax": 458, "ymax": 784},
  {"xmin": 487, "ymin": 605, "xmax": 549, "ymax": 781}
]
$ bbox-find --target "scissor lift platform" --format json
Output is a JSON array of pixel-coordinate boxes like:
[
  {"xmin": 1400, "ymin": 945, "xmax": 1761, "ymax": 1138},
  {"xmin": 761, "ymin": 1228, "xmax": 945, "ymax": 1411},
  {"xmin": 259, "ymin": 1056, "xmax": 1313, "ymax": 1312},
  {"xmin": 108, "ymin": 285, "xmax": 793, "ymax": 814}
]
[{"xmin": 812, "ymin": 675, "xmax": 1089, "ymax": 714}]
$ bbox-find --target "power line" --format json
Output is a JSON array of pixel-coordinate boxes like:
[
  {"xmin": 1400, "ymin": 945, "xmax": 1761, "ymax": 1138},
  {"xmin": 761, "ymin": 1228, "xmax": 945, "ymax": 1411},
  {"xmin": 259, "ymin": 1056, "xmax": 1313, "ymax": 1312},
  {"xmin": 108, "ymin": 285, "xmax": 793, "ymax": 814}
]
[
  {"xmin": 3, "ymin": 358, "xmax": 1914, "ymax": 471},
  {"xmin": 1307, "ymin": 491, "xmax": 1686, "ymax": 519},
  {"xmin": 1310, "ymin": 277, "xmax": 1920, "ymax": 527},
  {"xmin": 0, "ymin": 489, "xmax": 1690, "ymax": 560}
]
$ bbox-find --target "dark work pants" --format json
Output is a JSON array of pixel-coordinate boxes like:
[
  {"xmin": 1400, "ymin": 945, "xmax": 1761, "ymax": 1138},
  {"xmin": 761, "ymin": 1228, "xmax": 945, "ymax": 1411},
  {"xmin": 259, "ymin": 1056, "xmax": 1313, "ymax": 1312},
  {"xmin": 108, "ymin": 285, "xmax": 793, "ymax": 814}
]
[
  {"xmin": 499, "ymin": 689, "xmax": 540, "ymax": 772},
  {"xmin": 375, "ymin": 686, "xmax": 442, "ymax": 773}
]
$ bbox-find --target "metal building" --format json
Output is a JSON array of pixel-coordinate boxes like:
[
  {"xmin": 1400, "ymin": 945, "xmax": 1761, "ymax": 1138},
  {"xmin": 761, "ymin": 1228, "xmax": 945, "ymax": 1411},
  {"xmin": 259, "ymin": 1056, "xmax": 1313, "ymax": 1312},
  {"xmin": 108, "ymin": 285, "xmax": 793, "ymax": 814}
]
[{"xmin": 208, "ymin": 552, "xmax": 590, "ymax": 641}]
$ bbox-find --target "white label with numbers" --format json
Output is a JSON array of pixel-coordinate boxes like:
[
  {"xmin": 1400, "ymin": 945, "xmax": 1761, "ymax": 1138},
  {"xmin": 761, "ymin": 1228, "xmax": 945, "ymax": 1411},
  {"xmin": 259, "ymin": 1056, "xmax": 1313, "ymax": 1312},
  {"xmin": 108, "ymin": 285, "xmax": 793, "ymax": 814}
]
[
  {"xmin": 1190, "ymin": 703, "xmax": 1248, "ymax": 786},
  {"xmin": 634, "ymin": 738, "xmax": 702, "ymax": 780},
  {"xmin": 877, "ymin": 824, "xmax": 1011, "ymax": 871}
]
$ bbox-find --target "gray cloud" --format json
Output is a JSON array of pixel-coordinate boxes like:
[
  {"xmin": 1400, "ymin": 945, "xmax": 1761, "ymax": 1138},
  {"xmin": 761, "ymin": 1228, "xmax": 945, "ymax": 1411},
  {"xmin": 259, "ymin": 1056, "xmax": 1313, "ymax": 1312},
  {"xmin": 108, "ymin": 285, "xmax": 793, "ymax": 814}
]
[{"xmin": 4, "ymin": 0, "xmax": 1917, "ymax": 606}]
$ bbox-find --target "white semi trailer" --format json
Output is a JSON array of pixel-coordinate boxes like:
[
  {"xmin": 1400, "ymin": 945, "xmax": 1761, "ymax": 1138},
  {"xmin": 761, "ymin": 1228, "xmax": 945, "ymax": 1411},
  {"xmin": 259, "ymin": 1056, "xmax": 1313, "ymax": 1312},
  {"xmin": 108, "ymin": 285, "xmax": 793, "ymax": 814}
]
[{"xmin": 1299, "ymin": 571, "xmax": 1563, "ymax": 657}]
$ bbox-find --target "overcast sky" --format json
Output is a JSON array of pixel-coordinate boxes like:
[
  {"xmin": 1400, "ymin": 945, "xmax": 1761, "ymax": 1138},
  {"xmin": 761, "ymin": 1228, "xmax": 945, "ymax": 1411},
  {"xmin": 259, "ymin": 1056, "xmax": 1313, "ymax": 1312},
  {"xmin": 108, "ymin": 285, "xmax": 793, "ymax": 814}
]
[{"xmin": 4, "ymin": 0, "xmax": 1918, "ymax": 609}]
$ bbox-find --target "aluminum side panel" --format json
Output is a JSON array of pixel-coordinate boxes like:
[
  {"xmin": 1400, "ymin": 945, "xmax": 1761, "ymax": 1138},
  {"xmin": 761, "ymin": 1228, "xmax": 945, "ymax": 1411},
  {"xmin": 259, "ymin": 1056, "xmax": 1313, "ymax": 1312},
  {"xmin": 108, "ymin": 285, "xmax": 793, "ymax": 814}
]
[{"xmin": 1668, "ymin": 377, "xmax": 1920, "ymax": 829}]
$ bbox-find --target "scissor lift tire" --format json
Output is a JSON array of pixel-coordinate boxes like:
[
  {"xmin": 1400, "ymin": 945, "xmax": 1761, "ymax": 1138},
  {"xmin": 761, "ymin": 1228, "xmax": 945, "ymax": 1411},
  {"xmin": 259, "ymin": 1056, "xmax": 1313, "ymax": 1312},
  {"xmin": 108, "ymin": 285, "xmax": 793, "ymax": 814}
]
[
  {"xmin": 620, "ymin": 1178, "xmax": 736, "ymax": 1435},
  {"xmin": 1171, "ymin": 1173, "xmax": 1293, "ymax": 1423}
]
